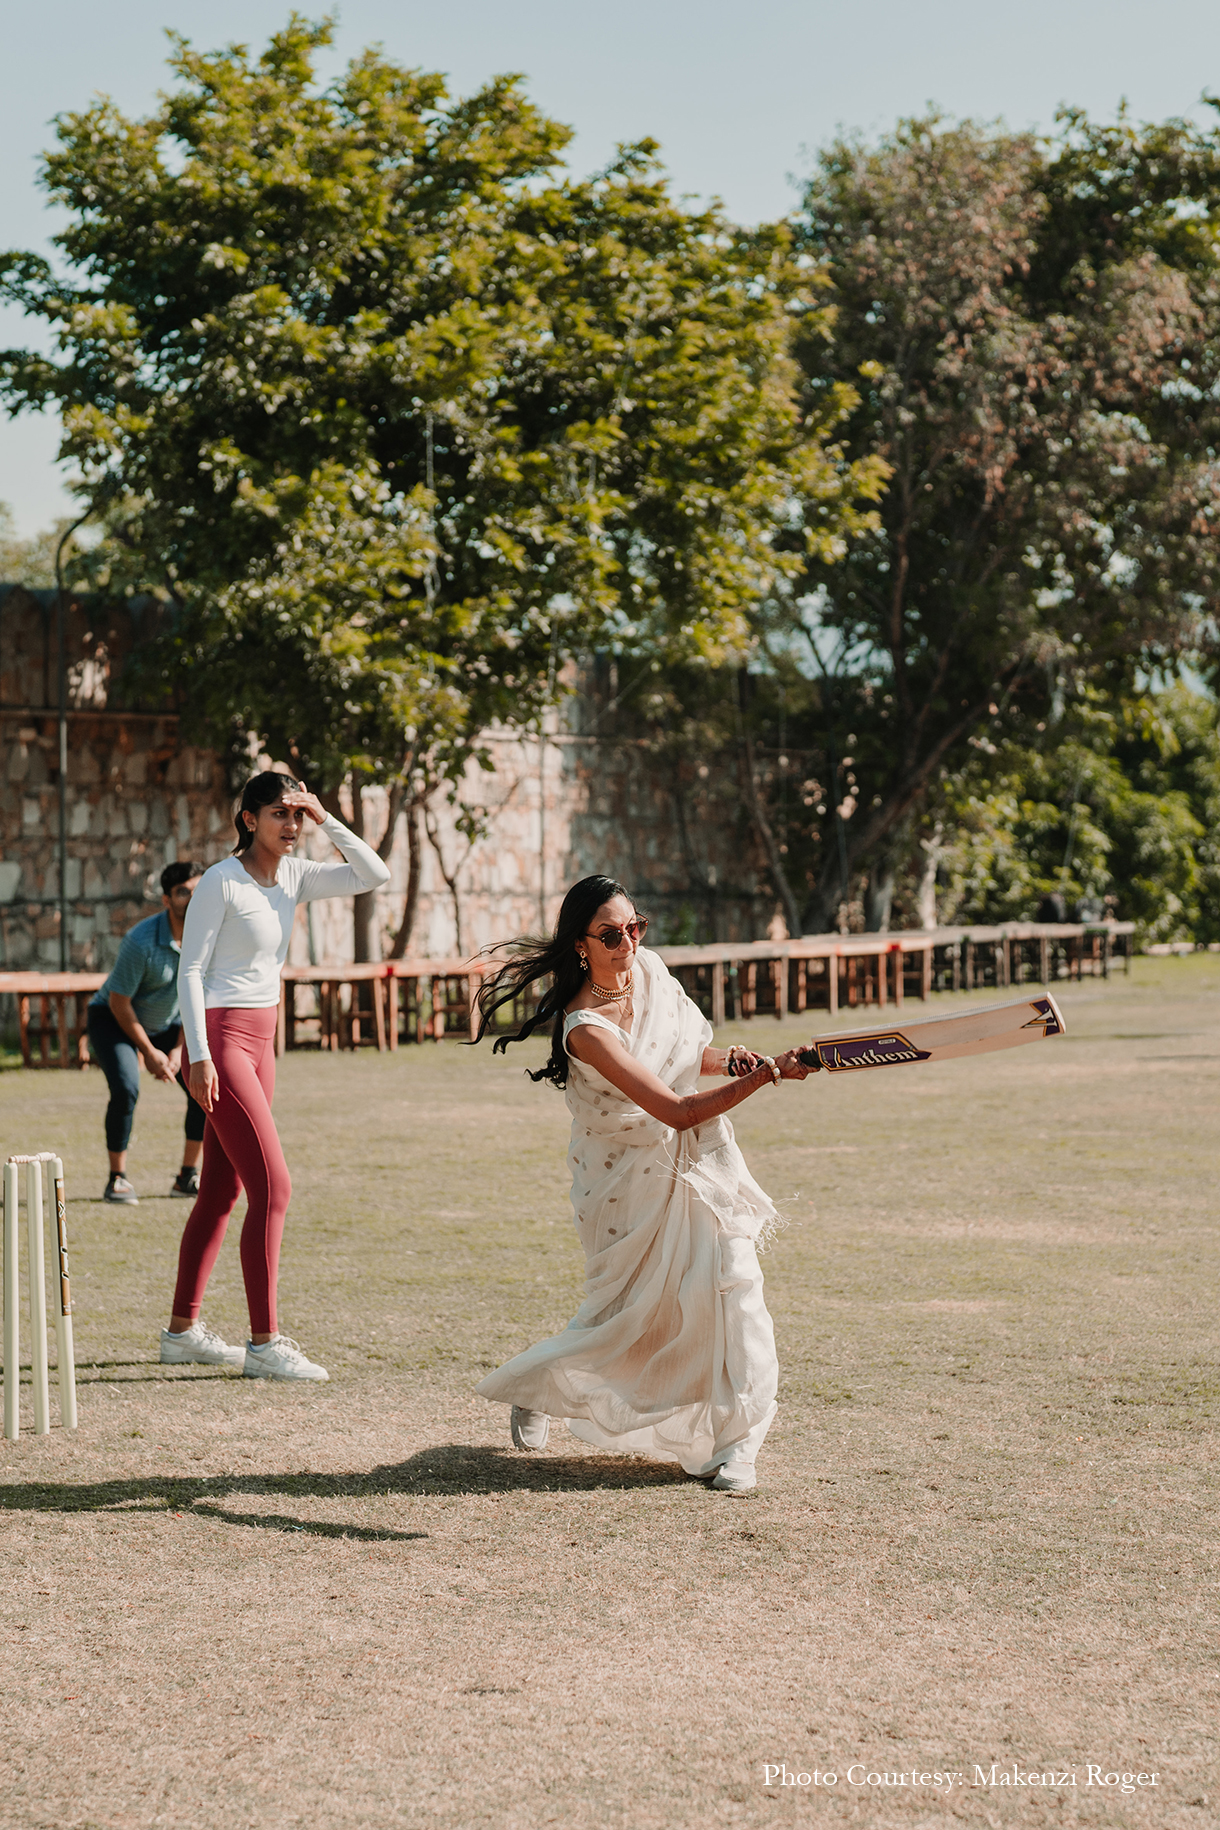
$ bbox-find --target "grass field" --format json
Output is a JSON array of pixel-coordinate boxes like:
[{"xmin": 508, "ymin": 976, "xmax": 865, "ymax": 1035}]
[{"xmin": 0, "ymin": 958, "xmax": 1217, "ymax": 1829}]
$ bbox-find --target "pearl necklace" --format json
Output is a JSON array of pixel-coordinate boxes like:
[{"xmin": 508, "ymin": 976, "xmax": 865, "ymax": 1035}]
[{"xmin": 588, "ymin": 973, "xmax": 633, "ymax": 1003}]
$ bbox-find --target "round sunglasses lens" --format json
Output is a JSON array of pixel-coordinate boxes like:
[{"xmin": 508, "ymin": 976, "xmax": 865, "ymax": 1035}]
[{"xmin": 593, "ymin": 919, "xmax": 646, "ymax": 946}]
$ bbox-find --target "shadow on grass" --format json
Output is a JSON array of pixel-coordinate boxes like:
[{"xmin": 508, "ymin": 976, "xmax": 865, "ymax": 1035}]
[
  {"xmin": 190, "ymin": 1503, "xmax": 426, "ymax": 1543},
  {"xmin": 0, "ymin": 1443, "xmax": 690, "ymax": 1537},
  {"xmin": 8, "ymin": 1362, "xmax": 236, "ymax": 1384}
]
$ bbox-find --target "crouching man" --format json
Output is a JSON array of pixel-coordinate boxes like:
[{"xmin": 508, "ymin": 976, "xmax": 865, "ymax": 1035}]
[{"xmin": 87, "ymin": 861, "xmax": 205, "ymax": 1203}]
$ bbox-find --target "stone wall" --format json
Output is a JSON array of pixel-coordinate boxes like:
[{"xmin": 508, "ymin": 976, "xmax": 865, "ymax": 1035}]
[
  {"xmin": 298, "ymin": 718, "xmax": 776, "ymax": 966},
  {"xmin": 1, "ymin": 584, "xmax": 778, "ymax": 991},
  {"xmin": 0, "ymin": 586, "xmax": 232, "ymax": 974}
]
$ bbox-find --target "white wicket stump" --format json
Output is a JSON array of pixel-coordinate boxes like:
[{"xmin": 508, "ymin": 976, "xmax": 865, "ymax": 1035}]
[{"xmin": 2, "ymin": 1153, "xmax": 77, "ymax": 1439}]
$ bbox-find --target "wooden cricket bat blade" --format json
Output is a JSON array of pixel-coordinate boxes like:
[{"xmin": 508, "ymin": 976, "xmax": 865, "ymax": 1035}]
[{"xmin": 797, "ymin": 994, "xmax": 1066, "ymax": 1073}]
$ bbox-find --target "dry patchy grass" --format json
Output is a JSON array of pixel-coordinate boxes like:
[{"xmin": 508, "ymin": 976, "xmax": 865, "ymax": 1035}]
[{"xmin": 0, "ymin": 959, "xmax": 1217, "ymax": 1828}]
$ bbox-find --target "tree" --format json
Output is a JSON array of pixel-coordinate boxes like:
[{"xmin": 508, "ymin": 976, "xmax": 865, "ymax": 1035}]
[
  {"xmin": 925, "ymin": 684, "xmax": 1220, "ymax": 944},
  {"xmin": 1, "ymin": 15, "xmax": 880, "ymax": 955},
  {"xmin": 750, "ymin": 112, "xmax": 1220, "ymax": 931},
  {"xmin": 0, "ymin": 503, "xmax": 83, "ymax": 589}
]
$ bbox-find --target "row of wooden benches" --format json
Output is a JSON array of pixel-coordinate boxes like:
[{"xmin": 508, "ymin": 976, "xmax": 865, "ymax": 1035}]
[{"xmin": 0, "ymin": 921, "xmax": 1134, "ymax": 1068}]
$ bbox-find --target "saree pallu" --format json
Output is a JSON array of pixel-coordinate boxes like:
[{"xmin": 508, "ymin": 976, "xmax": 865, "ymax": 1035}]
[{"xmin": 477, "ymin": 946, "xmax": 779, "ymax": 1475}]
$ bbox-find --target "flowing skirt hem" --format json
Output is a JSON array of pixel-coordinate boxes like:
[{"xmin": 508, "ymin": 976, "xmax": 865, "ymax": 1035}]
[{"xmin": 478, "ymin": 1378, "xmax": 776, "ymax": 1477}]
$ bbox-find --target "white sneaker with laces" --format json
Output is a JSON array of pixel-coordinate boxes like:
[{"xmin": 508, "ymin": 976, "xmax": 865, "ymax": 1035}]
[
  {"xmin": 243, "ymin": 1335, "xmax": 329, "ymax": 1382},
  {"xmin": 159, "ymin": 1322, "xmax": 244, "ymax": 1369},
  {"xmin": 510, "ymin": 1405, "xmax": 550, "ymax": 1450},
  {"xmin": 710, "ymin": 1462, "xmax": 757, "ymax": 1494}
]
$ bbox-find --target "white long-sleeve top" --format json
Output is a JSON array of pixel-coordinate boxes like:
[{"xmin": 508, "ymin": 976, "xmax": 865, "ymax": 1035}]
[{"xmin": 179, "ymin": 814, "xmax": 391, "ymax": 1063}]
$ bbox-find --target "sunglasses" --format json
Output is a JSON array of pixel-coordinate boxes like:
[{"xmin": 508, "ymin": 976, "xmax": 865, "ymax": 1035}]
[{"xmin": 585, "ymin": 919, "xmax": 647, "ymax": 949}]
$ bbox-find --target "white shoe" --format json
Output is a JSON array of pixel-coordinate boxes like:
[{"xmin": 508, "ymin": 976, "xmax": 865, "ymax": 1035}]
[
  {"xmin": 510, "ymin": 1405, "xmax": 550, "ymax": 1450},
  {"xmin": 243, "ymin": 1335, "xmax": 329, "ymax": 1382},
  {"xmin": 710, "ymin": 1462, "xmax": 757, "ymax": 1493},
  {"xmin": 159, "ymin": 1322, "xmax": 244, "ymax": 1369}
]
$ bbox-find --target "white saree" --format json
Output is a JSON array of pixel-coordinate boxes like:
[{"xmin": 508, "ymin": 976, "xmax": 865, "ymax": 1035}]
[{"xmin": 477, "ymin": 946, "xmax": 780, "ymax": 1475}]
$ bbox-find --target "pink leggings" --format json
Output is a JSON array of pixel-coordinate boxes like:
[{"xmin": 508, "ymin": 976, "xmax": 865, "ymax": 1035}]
[{"xmin": 172, "ymin": 1006, "xmax": 290, "ymax": 1335}]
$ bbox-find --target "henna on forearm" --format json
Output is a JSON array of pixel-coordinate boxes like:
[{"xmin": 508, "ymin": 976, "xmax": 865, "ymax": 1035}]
[{"xmin": 678, "ymin": 1063, "xmax": 773, "ymax": 1127}]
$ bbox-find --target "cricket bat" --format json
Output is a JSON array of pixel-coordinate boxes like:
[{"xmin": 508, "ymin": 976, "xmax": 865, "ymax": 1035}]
[{"xmin": 796, "ymin": 993, "xmax": 1066, "ymax": 1073}]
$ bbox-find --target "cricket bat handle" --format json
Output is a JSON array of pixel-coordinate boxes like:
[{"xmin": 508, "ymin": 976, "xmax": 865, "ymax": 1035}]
[{"xmin": 797, "ymin": 1048, "xmax": 822, "ymax": 1071}]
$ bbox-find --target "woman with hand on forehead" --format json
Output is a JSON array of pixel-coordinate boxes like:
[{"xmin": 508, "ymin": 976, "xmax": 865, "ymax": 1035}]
[
  {"xmin": 160, "ymin": 772, "xmax": 390, "ymax": 1380},
  {"xmin": 473, "ymin": 875, "xmax": 815, "ymax": 1493}
]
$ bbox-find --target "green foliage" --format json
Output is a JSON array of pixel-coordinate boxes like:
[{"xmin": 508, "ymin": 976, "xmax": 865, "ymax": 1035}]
[
  {"xmin": 0, "ymin": 15, "xmax": 877, "ymax": 800},
  {"xmin": 620, "ymin": 108, "xmax": 1220, "ymax": 937},
  {"xmin": 0, "ymin": 502, "xmax": 81, "ymax": 590},
  {"xmin": 767, "ymin": 111, "xmax": 1220, "ymax": 927},
  {"xmin": 934, "ymin": 686, "xmax": 1220, "ymax": 942}
]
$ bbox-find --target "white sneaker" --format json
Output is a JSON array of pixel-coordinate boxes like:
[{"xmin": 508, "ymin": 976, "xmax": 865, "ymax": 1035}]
[
  {"xmin": 510, "ymin": 1405, "xmax": 550, "ymax": 1450},
  {"xmin": 159, "ymin": 1322, "xmax": 244, "ymax": 1369},
  {"xmin": 710, "ymin": 1462, "xmax": 757, "ymax": 1494},
  {"xmin": 243, "ymin": 1335, "xmax": 329, "ymax": 1382}
]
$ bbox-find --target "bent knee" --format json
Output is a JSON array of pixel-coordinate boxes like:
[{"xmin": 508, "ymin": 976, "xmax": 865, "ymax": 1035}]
[{"xmin": 717, "ymin": 1235, "xmax": 762, "ymax": 1294}]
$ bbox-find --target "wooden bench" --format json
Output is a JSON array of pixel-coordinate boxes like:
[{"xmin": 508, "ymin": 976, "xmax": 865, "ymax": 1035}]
[
  {"xmin": 279, "ymin": 963, "xmax": 393, "ymax": 1054},
  {"xmin": 266, "ymin": 917, "xmax": 1139, "ymax": 1056},
  {"xmin": 658, "ymin": 935, "xmax": 916, "ymax": 1023},
  {"xmin": 0, "ymin": 972, "xmax": 106, "ymax": 1068},
  {"xmin": 279, "ymin": 959, "xmax": 500, "ymax": 1052},
  {"xmin": 385, "ymin": 959, "xmax": 498, "ymax": 1044}
]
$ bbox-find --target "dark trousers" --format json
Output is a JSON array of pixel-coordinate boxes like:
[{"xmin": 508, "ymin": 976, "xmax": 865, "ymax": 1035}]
[{"xmin": 87, "ymin": 1004, "xmax": 207, "ymax": 1155}]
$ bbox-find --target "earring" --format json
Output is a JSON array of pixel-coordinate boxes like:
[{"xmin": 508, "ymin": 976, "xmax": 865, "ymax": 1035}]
[{"xmin": 578, "ymin": 952, "xmax": 588, "ymax": 972}]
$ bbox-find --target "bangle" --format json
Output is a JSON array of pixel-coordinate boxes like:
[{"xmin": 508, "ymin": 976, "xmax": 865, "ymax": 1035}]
[{"xmin": 762, "ymin": 1055, "xmax": 781, "ymax": 1085}]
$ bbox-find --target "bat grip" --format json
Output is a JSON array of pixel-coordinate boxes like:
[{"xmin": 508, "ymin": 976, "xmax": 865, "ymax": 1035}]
[{"xmin": 797, "ymin": 1048, "xmax": 822, "ymax": 1070}]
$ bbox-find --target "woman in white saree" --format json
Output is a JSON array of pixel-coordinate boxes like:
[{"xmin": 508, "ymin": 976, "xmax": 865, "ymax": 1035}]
[{"xmin": 473, "ymin": 875, "xmax": 814, "ymax": 1493}]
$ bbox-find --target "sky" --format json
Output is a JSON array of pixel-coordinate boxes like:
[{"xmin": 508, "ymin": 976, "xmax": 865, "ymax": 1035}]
[{"xmin": 4, "ymin": 0, "xmax": 1220, "ymax": 533}]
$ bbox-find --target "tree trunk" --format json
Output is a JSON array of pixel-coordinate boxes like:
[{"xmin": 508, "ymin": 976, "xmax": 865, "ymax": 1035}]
[
  {"xmin": 349, "ymin": 773, "xmax": 375, "ymax": 963},
  {"xmin": 802, "ymin": 880, "xmax": 838, "ymax": 937},
  {"xmin": 425, "ymin": 809, "xmax": 466, "ymax": 958},
  {"xmin": 916, "ymin": 823, "xmax": 943, "ymax": 929},
  {"xmin": 865, "ymin": 823, "xmax": 908, "ymax": 932},
  {"xmin": 864, "ymin": 858, "xmax": 895, "ymax": 932},
  {"xmin": 387, "ymin": 799, "xmax": 423, "ymax": 959},
  {"xmin": 801, "ymin": 678, "xmax": 1011, "ymax": 934},
  {"xmin": 736, "ymin": 674, "xmax": 803, "ymax": 940}
]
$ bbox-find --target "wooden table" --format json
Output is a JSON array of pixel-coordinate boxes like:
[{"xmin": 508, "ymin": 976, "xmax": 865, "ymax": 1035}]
[
  {"xmin": 656, "ymin": 934, "xmax": 916, "ymax": 1023},
  {"xmin": 279, "ymin": 963, "xmax": 393, "ymax": 1054},
  {"xmin": 0, "ymin": 972, "xmax": 106, "ymax": 1068},
  {"xmin": 385, "ymin": 959, "xmax": 494, "ymax": 1045},
  {"xmin": 923, "ymin": 921, "xmax": 1136, "ymax": 993},
  {"xmin": 279, "ymin": 959, "xmax": 498, "ymax": 1052}
]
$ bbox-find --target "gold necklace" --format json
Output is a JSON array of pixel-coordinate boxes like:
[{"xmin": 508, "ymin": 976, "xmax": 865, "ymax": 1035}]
[{"xmin": 588, "ymin": 973, "xmax": 633, "ymax": 1002}]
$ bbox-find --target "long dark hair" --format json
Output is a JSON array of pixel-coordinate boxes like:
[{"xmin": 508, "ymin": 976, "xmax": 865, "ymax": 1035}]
[
  {"xmin": 232, "ymin": 771, "xmax": 301, "ymax": 853},
  {"xmin": 473, "ymin": 875, "xmax": 640, "ymax": 1088}
]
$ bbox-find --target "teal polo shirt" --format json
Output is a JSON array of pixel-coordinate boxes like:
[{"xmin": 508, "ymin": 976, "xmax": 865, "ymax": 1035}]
[{"xmin": 90, "ymin": 911, "xmax": 183, "ymax": 1033}]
